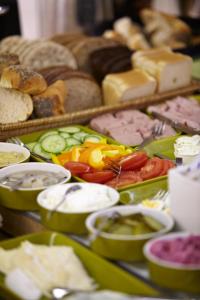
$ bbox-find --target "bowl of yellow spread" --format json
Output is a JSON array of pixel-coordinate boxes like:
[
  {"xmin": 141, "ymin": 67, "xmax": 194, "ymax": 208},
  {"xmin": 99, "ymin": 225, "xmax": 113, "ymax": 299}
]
[{"xmin": 0, "ymin": 142, "xmax": 30, "ymax": 168}]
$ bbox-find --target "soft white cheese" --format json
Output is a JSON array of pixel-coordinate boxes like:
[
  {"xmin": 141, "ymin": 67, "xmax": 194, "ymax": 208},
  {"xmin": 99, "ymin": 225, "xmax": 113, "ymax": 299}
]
[
  {"xmin": 39, "ymin": 183, "xmax": 118, "ymax": 213},
  {"xmin": 174, "ymin": 135, "xmax": 200, "ymax": 157}
]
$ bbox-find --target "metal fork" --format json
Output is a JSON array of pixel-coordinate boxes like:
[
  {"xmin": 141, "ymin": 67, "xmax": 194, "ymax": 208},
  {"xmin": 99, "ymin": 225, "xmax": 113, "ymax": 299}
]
[
  {"xmin": 104, "ymin": 159, "xmax": 122, "ymax": 176},
  {"xmin": 151, "ymin": 189, "xmax": 167, "ymax": 201},
  {"xmin": 7, "ymin": 137, "xmax": 52, "ymax": 163},
  {"xmin": 137, "ymin": 121, "xmax": 166, "ymax": 150}
]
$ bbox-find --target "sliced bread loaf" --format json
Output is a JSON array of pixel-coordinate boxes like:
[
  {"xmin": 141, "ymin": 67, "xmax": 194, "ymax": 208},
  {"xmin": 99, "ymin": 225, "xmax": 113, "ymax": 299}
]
[
  {"xmin": 0, "ymin": 87, "xmax": 33, "ymax": 124},
  {"xmin": 103, "ymin": 69, "xmax": 156, "ymax": 105},
  {"xmin": 39, "ymin": 66, "xmax": 102, "ymax": 112}
]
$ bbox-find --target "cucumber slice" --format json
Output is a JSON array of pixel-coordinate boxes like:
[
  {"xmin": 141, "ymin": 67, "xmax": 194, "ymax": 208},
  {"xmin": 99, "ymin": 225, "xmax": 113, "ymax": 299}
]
[
  {"xmin": 41, "ymin": 135, "xmax": 66, "ymax": 154},
  {"xmin": 26, "ymin": 142, "xmax": 37, "ymax": 151},
  {"xmin": 59, "ymin": 132, "xmax": 71, "ymax": 139},
  {"xmin": 38, "ymin": 131, "xmax": 58, "ymax": 142},
  {"xmin": 33, "ymin": 143, "xmax": 52, "ymax": 159},
  {"xmin": 84, "ymin": 135, "xmax": 102, "ymax": 143},
  {"xmin": 58, "ymin": 126, "xmax": 80, "ymax": 134},
  {"xmin": 73, "ymin": 132, "xmax": 88, "ymax": 142},
  {"xmin": 66, "ymin": 137, "xmax": 81, "ymax": 147}
]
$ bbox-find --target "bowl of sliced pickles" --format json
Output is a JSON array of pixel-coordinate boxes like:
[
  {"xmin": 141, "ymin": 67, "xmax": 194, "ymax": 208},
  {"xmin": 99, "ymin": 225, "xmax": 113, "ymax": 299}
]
[{"xmin": 86, "ymin": 206, "xmax": 174, "ymax": 261}]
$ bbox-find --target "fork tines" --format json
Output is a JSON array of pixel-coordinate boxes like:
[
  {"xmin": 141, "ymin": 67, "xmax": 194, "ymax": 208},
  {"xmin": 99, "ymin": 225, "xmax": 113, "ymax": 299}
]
[{"xmin": 105, "ymin": 159, "xmax": 121, "ymax": 176}]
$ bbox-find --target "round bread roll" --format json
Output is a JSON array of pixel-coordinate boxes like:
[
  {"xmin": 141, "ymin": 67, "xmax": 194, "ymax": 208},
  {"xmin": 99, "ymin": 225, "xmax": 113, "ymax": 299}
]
[{"xmin": 0, "ymin": 65, "xmax": 47, "ymax": 95}]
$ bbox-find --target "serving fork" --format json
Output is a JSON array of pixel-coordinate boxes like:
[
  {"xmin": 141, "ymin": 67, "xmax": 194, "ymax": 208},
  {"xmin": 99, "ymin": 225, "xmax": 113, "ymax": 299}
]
[
  {"xmin": 137, "ymin": 121, "xmax": 166, "ymax": 150},
  {"xmin": 7, "ymin": 137, "xmax": 52, "ymax": 163}
]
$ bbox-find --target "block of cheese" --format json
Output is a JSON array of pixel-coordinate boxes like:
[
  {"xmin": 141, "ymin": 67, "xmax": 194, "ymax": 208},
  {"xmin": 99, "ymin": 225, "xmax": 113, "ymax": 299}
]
[
  {"xmin": 103, "ymin": 69, "xmax": 156, "ymax": 105},
  {"xmin": 132, "ymin": 48, "xmax": 192, "ymax": 93}
]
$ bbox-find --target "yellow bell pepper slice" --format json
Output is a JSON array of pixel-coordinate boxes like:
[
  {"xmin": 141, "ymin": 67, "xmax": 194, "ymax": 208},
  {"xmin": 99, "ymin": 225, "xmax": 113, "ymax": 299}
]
[
  {"xmin": 51, "ymin": 154, "xmax": 61, "ymax": 165},
  {"xmin": 71, "ymin": 147, "xmax": 82, "ymax": 162},
  {"xmin": 88, "ymin": 148, "xmax": 105, "ymax": 169}
]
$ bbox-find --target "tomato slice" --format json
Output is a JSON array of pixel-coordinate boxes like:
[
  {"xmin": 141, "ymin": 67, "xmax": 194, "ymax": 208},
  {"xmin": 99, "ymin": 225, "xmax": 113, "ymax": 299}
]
[
  {"xmin": 106, "ymin": 171, "xmax": 142, "ymax": 188},
  {"xmin": 119, "ymin": 152, "xmax": 148, "ymax": 171},
  {"xmin": 159, "ymin": 160, "xmax": 170, "ymax": 176},
  {"xmin": 81, "ymin": 170, "xmax": 115, "ymax": 184},
  {"xmin": 64, "ymin": 161, "xmax": 92, "ymax": 176},
  {"xmin": 140, "ymin": 157, "xmax": 164, "ymax": 180}
]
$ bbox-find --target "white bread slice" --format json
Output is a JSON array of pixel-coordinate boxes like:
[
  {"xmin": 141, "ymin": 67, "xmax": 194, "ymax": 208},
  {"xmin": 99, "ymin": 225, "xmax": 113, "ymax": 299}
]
[
  {"xmin": 103, "ymin": 69, "xmax": 156, "ymax": 105},
  {"xmin": 0, "ymin": 87, "xmax": 33, "ymax": 124},
  {"xmin": 132, "ymin": 48, "xmax": 192, "ymax": 93}
]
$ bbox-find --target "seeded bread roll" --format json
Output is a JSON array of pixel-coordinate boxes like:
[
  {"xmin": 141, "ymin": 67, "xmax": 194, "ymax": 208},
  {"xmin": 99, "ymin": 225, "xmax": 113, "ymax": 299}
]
[
  {"xmin": 0, "ymin": 87, "xmax": 33, "ymax": 124},
  {"xmin": 0, "ymin": 53, "xmax": 20, "ymax": 76},
  {"xmin": 0, "ymin": 65, "xmax": 47, "ymax": 95},
  {"xmin": 32, "ymin": 80, "xmax": 66, "ymax": 118}
]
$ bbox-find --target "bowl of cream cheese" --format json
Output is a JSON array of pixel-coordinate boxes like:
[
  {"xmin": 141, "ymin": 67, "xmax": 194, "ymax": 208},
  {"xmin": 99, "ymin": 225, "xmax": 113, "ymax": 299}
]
[{"xmin": 37, "ymin": 183, "xmax": 119, "ymax": 234}]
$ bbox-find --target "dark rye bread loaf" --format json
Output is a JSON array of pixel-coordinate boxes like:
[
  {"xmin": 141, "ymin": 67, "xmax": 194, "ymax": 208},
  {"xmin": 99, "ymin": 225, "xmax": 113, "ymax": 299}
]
[
  {"xmin": 71, "ymin": 37, "xmax": 119, "ymax": 73},
  {"xmin": 39, "ymin": 66, "xmax": 102, "ymax": 113},
  {"xmin": 89, "ymin": 45, "xmax": 133, "ymax": 83}
]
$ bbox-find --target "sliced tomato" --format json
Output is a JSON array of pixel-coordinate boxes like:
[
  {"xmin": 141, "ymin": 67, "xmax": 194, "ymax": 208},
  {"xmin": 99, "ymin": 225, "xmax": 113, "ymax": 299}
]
[
  {"xmin": 159, "ymin": 160, "xmax": 170, "ymax": 176},
  {"xmin": 105, "ymin": 171, "xmax": 142, "ymax": 189},
  {"xmin": 118, "ymin": 152, "xmax": 148, "ymax": 171},
  {"xmin": 159, "ymin": 160, "xmax": 176, "ymax": 176},
  {"xmin": 140, "ymin": 157, "xmax": 164, "ymax": 180},
  {"xmin": 64, "ymin": 161, "xmax": 92, "ymax": 176},
  {"xmin": 81, "ymin": 170, "xmax": 115, "ymax": 184}
]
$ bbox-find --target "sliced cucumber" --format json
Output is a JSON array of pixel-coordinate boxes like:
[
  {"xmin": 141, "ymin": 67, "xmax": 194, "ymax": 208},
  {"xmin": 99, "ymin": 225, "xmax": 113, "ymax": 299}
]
[
  {"xmin": 26, "ymin": 142, "xmax": 37, "ymax": 151},
  {"xmin": 59, "ymin": 132, "xmax": 71, "ymax": 139},
  {"xmin": 84, "ymin": 135, "xmax": 102, "ymax": 143},
  {"xmin": 33, "ymin": 143, "xmax": 52, "ymax": 159},
  {"xmin": 41, "ymin": 135, "xmax": 66, "ymax": 154},
  {"xmin": 58, "ymin": 126, "xmax": 80, "ymax": 134},
  {"xmin": 38, "ymin": 131, "xmax": 58, "ymax": 142},
  {"xmin": 66, "ymin": 137, "xmax": 81, "ymax": 147},
  {"xmin": 73, "ymin": 132, "xmax": 88, "ymax": 142}
]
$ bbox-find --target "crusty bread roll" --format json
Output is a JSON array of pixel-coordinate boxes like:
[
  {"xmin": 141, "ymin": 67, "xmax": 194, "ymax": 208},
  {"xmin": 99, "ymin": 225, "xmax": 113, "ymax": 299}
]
[
  {"xmin": 0, "ymin": 65, "xmax": 47, "ymax": 95},
  {"xmin": 0, "ymin": 53, "xmax": 20, "ymax": 76},
  {"xmin": 103, "ymin": 69, "xmax": 156, "ymax": 105},
  {"xmin": 132, "ymin": 48, "xmax": 192, "ymax": 93},
  {"xmin": 0, "ymin": 87, "xmax": 33, "ymax": 124},
  {"xmin": 32, "ymin": 80, "xmax": 66, "ymax": 118}
]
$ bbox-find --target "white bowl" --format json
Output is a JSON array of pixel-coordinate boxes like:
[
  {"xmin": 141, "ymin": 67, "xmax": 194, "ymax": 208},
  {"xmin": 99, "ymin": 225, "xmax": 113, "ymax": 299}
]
[{"xmin": 0, "ymin": 142, "xmax": 30, "ymax": 168}]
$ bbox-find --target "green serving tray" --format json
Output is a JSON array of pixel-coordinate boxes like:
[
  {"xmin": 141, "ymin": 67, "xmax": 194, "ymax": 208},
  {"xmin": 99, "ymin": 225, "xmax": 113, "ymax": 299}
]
[
  {"xmin": 120, "ymin": 177, "xmax": 168, "ymax": 205},
  {"xmin": 17, "ymin": 127, "xmax": 178, "ymax": 192},
  {"xmin": 0, "ymin": 232, "xmax": 159, "ymax": 300}
]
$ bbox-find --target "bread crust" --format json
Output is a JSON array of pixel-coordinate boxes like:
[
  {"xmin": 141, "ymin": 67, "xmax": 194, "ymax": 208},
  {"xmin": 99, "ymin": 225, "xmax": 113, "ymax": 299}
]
[
  {"xmin": 32, "ymin": 80, "xmax": 66, "ymax": 117},
  {"xmin": 0, "ymin": 65, "xmax": 47, "ymax": 95}
]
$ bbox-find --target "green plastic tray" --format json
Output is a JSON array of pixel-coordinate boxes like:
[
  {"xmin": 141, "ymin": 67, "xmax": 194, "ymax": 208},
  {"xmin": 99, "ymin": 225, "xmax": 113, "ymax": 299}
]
[
  {"xmin": 120, "ymin": 177, "xmax": 168, "ymax": 205},
  {"xmin": 0, "ymin": 232, "xmax": 159, "ymax": 300},
  {"xmin": 18, "ymin": 127, "xmax": 178, "ymax": 192}
]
